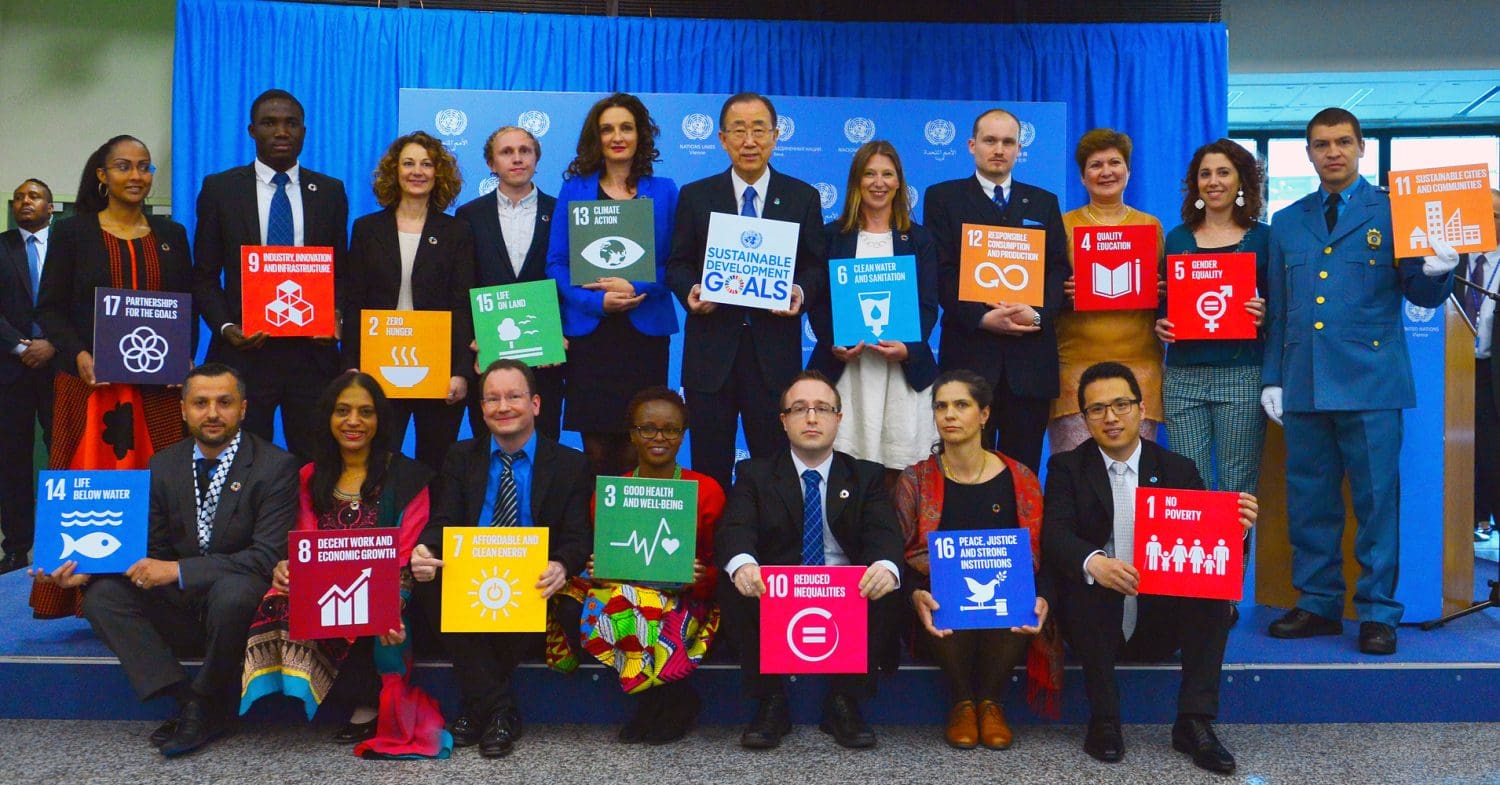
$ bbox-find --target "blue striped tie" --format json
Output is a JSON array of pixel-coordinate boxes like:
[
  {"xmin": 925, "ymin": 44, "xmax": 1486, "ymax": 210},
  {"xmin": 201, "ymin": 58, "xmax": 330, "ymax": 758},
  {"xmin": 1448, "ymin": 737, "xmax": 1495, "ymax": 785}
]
[
  {"xmin": 801, "ymin": 469, "xmax": 824, "ymax": 566},
  {"xmin": 492, "ymin": 450, "xmax": 519, "ymax": 527},
  {"xmin": 268, "ymin": 171, "xmax": 294, "ymax": 245}
]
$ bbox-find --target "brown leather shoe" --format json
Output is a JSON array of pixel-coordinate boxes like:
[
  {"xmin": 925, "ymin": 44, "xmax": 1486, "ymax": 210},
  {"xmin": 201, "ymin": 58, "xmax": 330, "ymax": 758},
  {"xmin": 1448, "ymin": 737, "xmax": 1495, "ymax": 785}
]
[
  {"xmin": 977, "ymin": 701, "xmax": 1013, "ymax": 749},
  {"xmin": 944, "ymin": 701, "xmax": 978, "ymax": 749}
]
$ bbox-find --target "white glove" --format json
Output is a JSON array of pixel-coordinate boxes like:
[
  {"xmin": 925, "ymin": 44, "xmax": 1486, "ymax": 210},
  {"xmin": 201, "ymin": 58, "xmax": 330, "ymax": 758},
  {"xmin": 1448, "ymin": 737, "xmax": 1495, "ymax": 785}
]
[
  {"xmin": 1260, "ymin": 386, "xmax": 1284, "ymax": 426},
  {"xmin": 1423, "ymin": 239, "xmax": 1461, "ymax": 277}
]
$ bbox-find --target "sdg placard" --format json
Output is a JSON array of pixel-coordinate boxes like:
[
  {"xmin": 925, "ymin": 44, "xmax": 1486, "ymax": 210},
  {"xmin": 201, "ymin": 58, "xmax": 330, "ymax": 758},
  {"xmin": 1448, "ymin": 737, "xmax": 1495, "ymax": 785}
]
[
  {"xmin": 759, "ymin": 565, "xmax": 867, "ymax": 674},
  {"xmin": 1389, "ymin": 163, "xmax": 1497, "ymax": 257},
  {"xmin": 287, "ymin": 529, "xmax": 402, "ymax": 640},
  {"xmin": 240, "ymin": 245, "xmax": 336, "ymax": 337},
  {"xmin": 927, "ymin": 528, "xmax": 1039, "ymax": 630},
  {"xmin": 828, "ymin": 254, "xmax": 921, "ymax": 345},
  {"xmin": 92, "ymin": 288, "xmax": 193, "ymax": 385},
  {"xmin": 441, "ymin": 526, "xmax": 549, "ymax": 632},
  {"xmin": 34, "ymin": 470, "xmax": 149, "ymax": 573},
  {"xmin": 359, "ymin": 309, "xmax": 452, "ymax": 399},
  {"xmin": 699, "ymin": 213, "xmax": 799, "ymax": 310},
  {"xmin": 470, "ymin": 280, "xmax": 566, "ymax": 368},
  {"xmin": 567, "ymin": 198, "xmax": 657, "ymax": 283},
  {"xmin": 1133, "ymin": 488, "xmax": 1244, "ymax": 602},
  {"xmin": 959, "ymin": 224, "xmax": 1045, "ymax": 306},
  {"xmin": 592, "ymin": 476, "xmax": 697, "ymax": 584},
  {"xmin": 1073, "ymin": 225, "xmax": 1159, "ymax": 311},
  {"xmin": 1165, "ymin": 253, "xmax": 1258, "ymax": 341}
]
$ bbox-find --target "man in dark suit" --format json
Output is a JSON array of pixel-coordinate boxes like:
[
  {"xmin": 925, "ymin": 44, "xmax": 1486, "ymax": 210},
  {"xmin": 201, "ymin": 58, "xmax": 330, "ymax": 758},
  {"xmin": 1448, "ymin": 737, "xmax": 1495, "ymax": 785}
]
[
  {"xmin": 715, "ymin": 371, "xmax": 903, "ymax": 750},
  {"xmin": 192, "ymin": 88, "xmax": 349, "ymax": 460},
  {"xmin": 0, "ymin": 179, "xmax": 56, "ymax": 572},
  {"xmin": 410, "ymin": 358, "xmax": 592, "ymax": 759},
  {"xmin": 36, "ymin": 363, "xmax": 298, "ymax": 757},
  {"xmin": 1043, "ymin": 362, "xmax": 1258, "ymax": 774},
  {"xmin": 455, "ymin": 126, "xmax": 564, "ymax": 439},
  {"xmin": 665, "ymin": 92, "xmax": 827, "ymax": 491},
  {"xmin": 924, "ymin": 108, "xmax": 1069, "ymax": 472}
]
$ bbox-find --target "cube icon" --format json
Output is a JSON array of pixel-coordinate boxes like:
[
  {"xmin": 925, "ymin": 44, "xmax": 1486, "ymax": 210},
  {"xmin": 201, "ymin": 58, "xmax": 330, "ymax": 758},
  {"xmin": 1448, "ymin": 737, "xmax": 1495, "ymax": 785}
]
[{"xmin": 266, "ymin": 279, "xmax": 315, "ymax": 327}]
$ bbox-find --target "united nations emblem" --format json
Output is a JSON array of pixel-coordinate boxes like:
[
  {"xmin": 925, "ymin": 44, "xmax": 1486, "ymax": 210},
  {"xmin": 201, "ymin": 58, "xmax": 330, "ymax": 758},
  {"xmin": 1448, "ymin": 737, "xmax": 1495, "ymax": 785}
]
[
  {"xmin": 681, "ymin": 113, "xmax": 714, "ymax": 141},
  {"xmin": 1405, "ymin": 302, "xmax": 1437, "ymax": 323},
  {"xmin": 517, "ymin": 110, "xmax": 551, "ymax": 137},
  {"xmin": 740, "ymin": 230, "xmax": 763, "ymax": 249},
  {"xmin": 477, "ymin": 174, "xmax": 500, "ymax": 196},
  {"xmin": 814, "ymin": 182, "xmax": 838, "ymax": 210},
  {"xmin": 1018, "ymin": 121, "xmax": 1037, "ymax": 148},
  {"xmin": 843, "ymin": 116, "xmax": 876, "ymax": 144},
  {"xmin": 906, "ymin": 185, "xmax": 919, "ymax": 210},
  {"xmin": 924, "ymin": 118, "xmax": 956, "ymax": 146},
  {"xmin": 434, "ymin": 108, "xmax": 468, "ymax": 137},
  {"xmin": 776, "ymin": 115, "xmax": 796, "ymax": 142},
  {"xmin": 1367, "ymin": 228, "xmax": 1382, "ymax": 250}
]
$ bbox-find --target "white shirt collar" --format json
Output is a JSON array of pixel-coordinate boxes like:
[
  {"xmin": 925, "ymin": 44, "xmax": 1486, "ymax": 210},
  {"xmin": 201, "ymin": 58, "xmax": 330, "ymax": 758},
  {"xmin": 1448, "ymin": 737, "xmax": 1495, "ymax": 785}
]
[
  {"xmin": 790, "ymin": 450, "xmax": 833, "ymax": 483},
  {"xmin": 1098, "ymin": 439, "xmax": 1142, "ymax": 476},
  {"xmin": 496, "ymin": 185, "xmax": 538, "ymax": 210},
  {"xmin": 19, "ymin": 225, "xmax": 49, "ymax": 245},
  {"xmin": 254, "ymin": 158, "xmax": 301, "ymax": 185},
  {"xmin": 731, "ymin": 168, "xmax": 772, "ymax": 205},
  {"xmin": 974, "ymin": 171, "xmax": 1013, "ymax": 201}
]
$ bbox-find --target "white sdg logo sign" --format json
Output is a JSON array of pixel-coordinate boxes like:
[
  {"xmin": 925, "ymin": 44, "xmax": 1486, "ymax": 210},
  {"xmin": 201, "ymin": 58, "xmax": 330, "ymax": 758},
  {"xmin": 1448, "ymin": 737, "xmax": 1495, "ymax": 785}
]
[
  {"xmin": 814, "ymin": 182, "xmax": 838, "ymax": 210},
  {"xmin": 776, "ymin": 115, "xmax": 795, "ymax": 142},
  {"xmin": 434, "ymin": 108, "xmax": 468, "ymax": 136},
  {"xmin": 843, "ymin": 117, "xmax": 876, "ymax": 144},
  {"xmin": 579, "ymin": 236, "xmax": 647, "ymax": 271},
  {"xmin": 924, "ymin": 118, "xmax": 956, "ymax": 146},
  {"xmin": 518, "ymin": 110, "xmax": 551, "ymax": 137},
  {"xmin": 119, "ymin": 325, "xmax": 169, "ymax": 374},
  {"xmin": 681, "ymin": 113, "xmax": 714, "ymax": 141}
]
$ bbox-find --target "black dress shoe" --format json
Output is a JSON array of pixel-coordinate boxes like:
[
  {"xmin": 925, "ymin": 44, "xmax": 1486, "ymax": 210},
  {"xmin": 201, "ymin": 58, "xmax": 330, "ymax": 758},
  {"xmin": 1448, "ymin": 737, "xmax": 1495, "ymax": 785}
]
[
  {"xmin": 1172, "ymin": 716, "xmax": 1235, "ymax": 774},
  {"xmin": 644, "ymin": 684, "xmax": 701, "ymax": 746},
  {"xmin": 0, "ymin": 552, "xmax": 28, "ymax": 574},
  {"xmin": 819, "ymin": 694, "xmax": 876, "ymax": 749},
  {"xmin": 1267, "ymin": 608, "xmax": 1341, "ymax": 638},
  {"xmin": 1358, "ymin": 621, "xmax": 1397, "ymax": 655},
  {"xmin": 1083, "ymin": 718, "xmax": 1124, "ymax": 763},
  {"xmin": 739, "ymin": 693, "xmax": 792, "ymax": 749},
  {"xmin": 479, "ymin": 711, "xmax": 517, "ymax": 758},
  {"xmin": 332, "ymin": 718, "xmax": 378, "ymax": 743},
  {"xmin": 148, "ymin": 718, "xmax": 178, "ymax": 747},
  {"xmin": 619, "ymin": 690, "xmax": 659, "ymax": 744},
  {"xmin": 159, "ymin": 699, "xmax": 230, "ymax": 758},
  {"xmin": 449, "ymin": 714, "xmax": 481, "ymax": 747}
]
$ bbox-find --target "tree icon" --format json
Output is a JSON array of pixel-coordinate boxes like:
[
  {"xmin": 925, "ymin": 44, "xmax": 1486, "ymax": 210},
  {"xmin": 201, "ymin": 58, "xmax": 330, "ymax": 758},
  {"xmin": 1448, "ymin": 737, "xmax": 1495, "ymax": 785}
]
[{"xmin": 498, "ymin": 317, "xmax": 521, "ymax": 347}]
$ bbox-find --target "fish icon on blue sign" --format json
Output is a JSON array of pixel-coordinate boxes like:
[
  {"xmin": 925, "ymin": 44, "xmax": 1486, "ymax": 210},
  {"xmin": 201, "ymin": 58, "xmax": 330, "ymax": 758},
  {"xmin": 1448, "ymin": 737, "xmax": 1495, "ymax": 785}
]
[{"xmin": 61, "ymin": 531, "xmax": 123, "ymax": 560}]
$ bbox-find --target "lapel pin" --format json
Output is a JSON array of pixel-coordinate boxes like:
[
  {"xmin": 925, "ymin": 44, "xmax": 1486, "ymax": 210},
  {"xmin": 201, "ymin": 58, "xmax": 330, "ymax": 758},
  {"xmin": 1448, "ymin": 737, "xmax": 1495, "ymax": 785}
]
[
  {"xmin": 1148, "ymin": 476, "xmax": 1158, "ymax": 484},
  {"xmin": 773, "ymin": 197, "xmax": 782, "ymax": 206},
  {"xmin": 1022, "ymin": 197, "xmax": 1030, "ymax": 204},
  {"xmin": 160, "ymin": 242, "xmax": 171, "ymax": 252},
  {"xmin": 839, "ymin": 489, "xmax": 850, "ymax": 499},
  {"xmin": 306, "ymin": 182, "xmax": 318, "ymax": 192},
  {"xmin": 230, "ymin": 481, "xmax": 242, "ymax": 492},
  {"xmin": 542, "ymin": 214, "xmax": 550, "ymax": 222},
  {"xmin": 1366, "ymin": 228, "xmax": 1381, "ymax": 250},
  {"xmin": 900, "ymin": 234, "xmax": 909, "ymax": 242},
  {"xmin": 427, "ymin": 236, "xmax": 438, "ymax": 245},
  {"xmin": 991, "ymin": 503, "xmax": 1001, "ymax": 513}
]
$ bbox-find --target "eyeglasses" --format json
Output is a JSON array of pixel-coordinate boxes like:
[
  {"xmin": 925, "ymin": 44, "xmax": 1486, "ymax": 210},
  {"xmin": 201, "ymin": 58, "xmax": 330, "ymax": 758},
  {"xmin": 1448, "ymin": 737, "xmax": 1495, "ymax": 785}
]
[
  {"xmin": 780, "ymin": 403, "xmax": 840, "ymax": 418},
  {"xmin": 631, "ymin": 425, "xmax": 684, "ymax": 440},
  {"xmin": 481, "ymin": 393, "xmax": 531, "ymax": 407},
  {"xmin": 723, "ymin": 127, "xmax": 772, "ymax": 143},
  {"xmin": 1082, "ymin": 398, "xmax": 1140, "ymax": 421},
  {"xmin": 104, "ymin": 160, "xmax": 156, "ymax": 175}
]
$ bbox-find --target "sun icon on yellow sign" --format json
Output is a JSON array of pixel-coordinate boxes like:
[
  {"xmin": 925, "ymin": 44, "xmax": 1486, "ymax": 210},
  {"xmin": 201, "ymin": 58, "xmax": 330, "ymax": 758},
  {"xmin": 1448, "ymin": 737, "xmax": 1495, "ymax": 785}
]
[{"xmin": 469, "ymin": 567, "xmax": 522, "ymax": 620}]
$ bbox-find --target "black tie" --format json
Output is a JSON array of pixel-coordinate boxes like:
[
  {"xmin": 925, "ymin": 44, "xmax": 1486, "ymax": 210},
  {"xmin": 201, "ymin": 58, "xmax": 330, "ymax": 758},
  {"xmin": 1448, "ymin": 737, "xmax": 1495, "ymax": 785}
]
[
  {"xmin": 993, "ymin": 184, "xmax": 1008, "ymax": 212},
  {"xmin": 1467, "ymin": 254, "xmax": 1487, "ymax": 323},
  {"xmin": 195, "ymin": 457, "xmax": 218, "ymax": 502},
  {"xmin": 1323, "ymin": 192, "xmax": 1339, "ymax": 233}
]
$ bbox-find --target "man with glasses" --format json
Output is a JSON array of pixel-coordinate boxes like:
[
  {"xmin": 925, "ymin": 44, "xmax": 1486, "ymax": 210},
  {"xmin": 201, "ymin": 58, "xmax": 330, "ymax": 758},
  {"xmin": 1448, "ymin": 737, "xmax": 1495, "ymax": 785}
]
[
  {"xmin": 666, "ymin": 92, "xmax": 827, "ymax": 492},
  {"xmin": 409, "ymin": 358, "xmax": 593, "ymax": 759},
  {"xmin": 715, "ymin": 370, "xmax": 904, "ymax": 750},
  {"xmin": 1043, "ymin": 362, "xmax": 1258, "ymax": 774}
]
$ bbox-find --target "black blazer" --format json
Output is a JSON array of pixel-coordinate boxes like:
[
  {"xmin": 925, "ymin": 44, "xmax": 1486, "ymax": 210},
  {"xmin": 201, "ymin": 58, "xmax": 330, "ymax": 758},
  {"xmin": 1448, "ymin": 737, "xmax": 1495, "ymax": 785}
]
[
  {"xmin": 924, "ymin": 176, "xmax": 1068, "ymax": 398},
  {"xmin": 419, "ymin": 432, "xmax": 594, "ymax": 574},
  {"xmin": 714, "ymin": 451, "xmax": 904, "ymax": 571},
  {"xmin": 146, "ymin": 432, "xmax": 300, "ymax": 591},
  {"xmin": 454, "ymin": 188, "xmax": 557, "ymax": 287},
  {"xmin": 191, "ymin": 164, "xmax": 349, "ymax": 356},
  {"xmin": 341, "ymin": 207, "xmax": 476, "ymax": 374},
  {"xmin": 0, "ymin": 228, "xmax": 41, "ymax": 383},
  {"xmin": 1041, "ymin": 437, "xmax": 1205, "ymax": 584},
  {"xmin": 36, "ymin": 213, "xmax": 195, "ymax": 375},
  {"xmin": 664, "ymin": 168, "xmax": 828, "ymax": 393},
  {"xmin": 806, "ymin": 221, "xmax": 940, "ymax": 391}
]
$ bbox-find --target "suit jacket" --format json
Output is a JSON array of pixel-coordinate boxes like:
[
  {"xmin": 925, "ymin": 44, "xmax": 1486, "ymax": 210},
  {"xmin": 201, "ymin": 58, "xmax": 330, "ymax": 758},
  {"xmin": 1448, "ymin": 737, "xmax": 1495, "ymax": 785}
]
[
  {"xmin": 191, "ymin": 164, "xmax": 349, "ymax": 361},
  {"xmin": 714, "ymin": 451, "xmax": 904, "ymax": 571},
  {"xmin": 924, "ymin": 176, "xmax": 1068, "ymax": 398},
  {"xmin": 145, "ymin": 432, "xmax": 300, "ymax": 592},
  {"xmin": 544, "ymin": 172, "xmax": 680, "ymax": 337},
  {"xmin": 340, "ymin": 207, "xmax": 476, "ymax": 373},
  {"xmin": 806, "ymin": 221, "xmax": 940, "ymax": 391},
  {"xmin": 1262, "ymin": 180, "xmax": 1452, "ymax": 412},
  {"xmin": 0, "ymin": 228, "xmax": 42, "ymax": 383},
  {"xmin": 419, "ymin": 432, "xmax": 594, "ymax": 574},
  {"xmin": 36, "ymin": 213, "xmax": 195, "ymax": 374},
  {"xmin": 1041, "ymin": 437, "xmax": 1204, "ymax": 584},
  {"xmin": 455, "ymin": 187, "xmax": 557, "ymax": 288},
  {"xmin": 664, "ymin": 168, "xmax": 828, "ymax": 393}
]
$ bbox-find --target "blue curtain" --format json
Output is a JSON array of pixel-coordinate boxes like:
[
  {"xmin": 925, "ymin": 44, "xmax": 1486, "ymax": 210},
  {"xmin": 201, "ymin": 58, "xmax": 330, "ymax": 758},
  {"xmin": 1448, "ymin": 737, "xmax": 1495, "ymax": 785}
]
[{"xmin": 173, "ymin": 0, "xmax": 1226, "ymax": 240}]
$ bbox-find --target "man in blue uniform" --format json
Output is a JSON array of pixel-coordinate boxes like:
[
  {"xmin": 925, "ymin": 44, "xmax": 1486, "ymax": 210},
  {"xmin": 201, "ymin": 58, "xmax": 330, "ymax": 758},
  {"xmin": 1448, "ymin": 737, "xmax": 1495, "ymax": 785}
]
[{"xmin": 1260, "ymin": 108, "xmax": 1457, "ymax": 655}]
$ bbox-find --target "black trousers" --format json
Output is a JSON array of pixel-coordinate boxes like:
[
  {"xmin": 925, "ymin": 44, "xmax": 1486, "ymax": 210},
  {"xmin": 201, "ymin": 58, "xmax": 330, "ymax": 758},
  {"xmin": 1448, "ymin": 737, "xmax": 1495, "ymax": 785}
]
[
  {"xmin": 1476, "ymin": 358, "xmax": 1500, "ymax": 525},
  {"xmin": 81, "ymin": 572, "xmax": 267, "ymax": 705},
  {"xmin": 0, "ymin": 364, "xmax": 52, "ymax": 556},
  {"xmin": 1056, "ymin": 579, "xmax": 1231, "ymax": 721},
  {"xmin": 466, "ymin": 362, "xmax": 565, "ymax": 442},
  {"xmin": 979, "ymin": 372, "xmax": 1051, "ymax": 474},
  {"xmin": 716, "ymin": 571, "xmax": 901, "ymax": 702},
  {"xmin": 391, "ymin": 397, "xmax": 466, "ymax": 474},
  {"xmin": 214, "ymin": 338, "xmax": 341, "ymax": 462},
  {"xmin": 686, "ymin": 330, "xmax": 790, "ymax": 492},
  {"xmin": 411, "ymin": 576, "xmax": 540, "ymax": 722}
]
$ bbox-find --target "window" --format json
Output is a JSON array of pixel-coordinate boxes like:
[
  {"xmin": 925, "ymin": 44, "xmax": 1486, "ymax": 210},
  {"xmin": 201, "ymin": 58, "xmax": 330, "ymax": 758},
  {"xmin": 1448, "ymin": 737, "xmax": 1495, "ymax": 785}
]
[
  {"xmin": 1390, "ymin": 136, "xmax": 1498, "ymax": 189},
  {"xmin": 1265, "ymin": 138, "xmax": 1379, "ymax": 217}
]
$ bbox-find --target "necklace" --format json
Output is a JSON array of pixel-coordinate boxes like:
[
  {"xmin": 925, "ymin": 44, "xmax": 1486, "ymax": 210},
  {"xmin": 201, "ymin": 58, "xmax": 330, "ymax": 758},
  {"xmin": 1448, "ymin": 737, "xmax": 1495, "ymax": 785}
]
[
  {"xmin": 1085, "ymin": 203, "xmax": 1132, "ymax": 224},
  {"xmin": 941, "ymin": 453, "xmax": 990, "ymax": 485},
  {"xmin": 333, "ymin": 486, "xmax": 362, "ymax": 511}
]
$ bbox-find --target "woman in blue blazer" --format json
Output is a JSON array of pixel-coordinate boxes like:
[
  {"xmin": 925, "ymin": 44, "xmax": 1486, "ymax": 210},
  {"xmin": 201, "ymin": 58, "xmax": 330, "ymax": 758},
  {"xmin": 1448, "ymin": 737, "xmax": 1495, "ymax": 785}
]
[
  {"xmin": 807, "ymin": 140, "xmax": 940, "ymax": 482},
  {"xmin": 545, "ymin": 93, "xmax": 679, "ymax": 474}
]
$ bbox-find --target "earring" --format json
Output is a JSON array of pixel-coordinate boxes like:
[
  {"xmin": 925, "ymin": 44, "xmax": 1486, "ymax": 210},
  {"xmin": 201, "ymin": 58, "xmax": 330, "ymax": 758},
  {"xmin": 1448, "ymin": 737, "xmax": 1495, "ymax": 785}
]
[
  {"xmin": 1193, "ymin": 197, "xmax": 1205, "ymax": 210},
  {"xmin": 1235, "ymin": 189, "xmax": 1245, "ymax": 207},
  {"xmin": 97, "ymin": 181, "xmax": 108, "ymax": 197}
]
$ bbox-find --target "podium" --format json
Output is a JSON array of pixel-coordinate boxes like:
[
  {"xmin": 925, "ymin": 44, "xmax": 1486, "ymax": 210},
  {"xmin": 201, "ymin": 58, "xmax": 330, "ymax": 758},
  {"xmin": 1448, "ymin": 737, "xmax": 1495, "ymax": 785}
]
[{"xmin": 1256, "ymin": 298, "xmax": 1475, "ymax": 620}]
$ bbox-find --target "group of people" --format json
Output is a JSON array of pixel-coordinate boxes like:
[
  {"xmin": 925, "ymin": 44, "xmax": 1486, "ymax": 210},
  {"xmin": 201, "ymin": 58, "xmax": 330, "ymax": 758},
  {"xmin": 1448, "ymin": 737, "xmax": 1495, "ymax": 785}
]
[{"xmin": 2, "ymin": 87, "xmax": 1474, "ymax": 775}]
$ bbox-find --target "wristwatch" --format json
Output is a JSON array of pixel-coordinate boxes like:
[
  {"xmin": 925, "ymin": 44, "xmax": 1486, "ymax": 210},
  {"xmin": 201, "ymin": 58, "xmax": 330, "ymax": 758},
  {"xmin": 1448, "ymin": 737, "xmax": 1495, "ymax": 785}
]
[{"xmin": 1031, "ymin": 311, "xmax": 1042, "ymax": 327}]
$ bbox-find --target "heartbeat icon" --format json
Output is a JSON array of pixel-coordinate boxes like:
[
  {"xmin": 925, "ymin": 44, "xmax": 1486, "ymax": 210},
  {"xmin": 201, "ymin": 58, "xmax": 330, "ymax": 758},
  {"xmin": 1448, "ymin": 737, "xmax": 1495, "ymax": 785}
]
[{"xmin": 608, "ymin": 517, "xmax": 681, "ymax": 566}]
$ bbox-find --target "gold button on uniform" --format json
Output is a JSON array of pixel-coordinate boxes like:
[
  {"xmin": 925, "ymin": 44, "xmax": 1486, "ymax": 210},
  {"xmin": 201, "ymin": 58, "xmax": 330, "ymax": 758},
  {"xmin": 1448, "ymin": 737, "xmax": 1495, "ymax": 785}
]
[
  {"xmin": 1319, "ymin": 271, "xmax": 1329, "ymax": 279},
  {"xmin": 1369, "ymin": 259, "xmax": 1376, "ymax": 265},
  {"xmin": 1314, "ymin": 321, "xmax": 1324, "ymax": 330},
  {"xmin": 1316, "ymin": 296, "xmax": 1326, "ymax": 304},
  {"xmin": 1373, "ymin": 340, "xmax": 1380, "ymax": 347},
  {"xmin": 1324, "ymin": 247, "xmax": 1333, "ymax": 255}
]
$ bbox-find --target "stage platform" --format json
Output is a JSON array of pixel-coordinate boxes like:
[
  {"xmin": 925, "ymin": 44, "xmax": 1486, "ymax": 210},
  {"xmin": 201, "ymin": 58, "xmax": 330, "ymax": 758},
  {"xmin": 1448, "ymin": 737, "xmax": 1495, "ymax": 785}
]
[{"xmin": 2, "ymin": 563, "xmax": 1497, "ymax": 726}]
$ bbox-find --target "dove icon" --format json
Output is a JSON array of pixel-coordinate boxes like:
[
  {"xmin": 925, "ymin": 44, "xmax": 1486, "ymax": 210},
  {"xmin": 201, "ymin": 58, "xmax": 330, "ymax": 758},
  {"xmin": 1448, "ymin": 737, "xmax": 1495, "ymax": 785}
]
[{"xmin": 961, "ymin": 572, "xmax": 1010, "ymax": 615}]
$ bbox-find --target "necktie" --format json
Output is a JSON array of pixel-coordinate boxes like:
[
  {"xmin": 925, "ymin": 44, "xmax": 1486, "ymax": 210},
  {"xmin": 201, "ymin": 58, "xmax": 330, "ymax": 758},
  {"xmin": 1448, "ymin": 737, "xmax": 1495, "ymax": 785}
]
[
  {"xmin": 993, "ymin": 183, "xmax": 1008, "ymax": 212},
  {"xmin": 195, "ymin": 457, "xmax": 219, "ymax": 553},
  {"xmin": 740, "ymin": 186, "xmax": 758, "ymax": 218},
  {"xmin": 800, "ymin": 469, "xmax": 825, "ymax": 566},
  {"xmin": 25, "ymin": 235, "xmax": 42, "ymax": 336},
  {"xmin": 1467, "ymin": 254, "xmax": 1487, "ymax": 323},
  {"xmin": 1108, "ymin": 461, "xmax": 1137, "ymax": 639},
  {"xmin": 1323, "ymin": 192, "xmax": 1340, "ymax": 233},
  {"xmin": 492, "ymin": 450, "xmax": 520, "ymax": 527},
  {"xmin": 268, "ymin": 171, "xmax": 294, "ymax": 246}
]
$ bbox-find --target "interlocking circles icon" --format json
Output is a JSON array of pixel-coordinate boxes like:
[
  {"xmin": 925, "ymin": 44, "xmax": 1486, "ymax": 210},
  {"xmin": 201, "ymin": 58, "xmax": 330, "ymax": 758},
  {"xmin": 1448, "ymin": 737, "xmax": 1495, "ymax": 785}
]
[{"xmin": 119, "ymin": 325, "xmax": 169, "ymax": 374}]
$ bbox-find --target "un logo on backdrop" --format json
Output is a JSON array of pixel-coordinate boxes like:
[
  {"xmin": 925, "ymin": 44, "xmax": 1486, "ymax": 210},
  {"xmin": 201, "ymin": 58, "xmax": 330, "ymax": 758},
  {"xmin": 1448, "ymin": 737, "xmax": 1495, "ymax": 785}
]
[
  {"xmin": 518, "ymin": 110, "xmax": 551, "ymax": 137},
  {"xmin": 1405, "ymin": 303, "xmax": 1438, "ymax": 324},
  {"xmin": 740, "ymin": 230, "xmax": 764, "ymax": 250},
  {"xmin": 477, "ymin": 174, "xmax": 500, "ymax": 196},
  {"xmin": 1019, "ymin": 120, "xmax": 1037, "ymax": 148},
  {"xmin": 776, "ymin": 115, "xmax": 796, "ymax": 142},
  {"xmin": 814, "ymin": 183, "xmax": 838, "ymax": 210},
  {"xmin": 843, "ymin": 117, "xmax": 876, "ymax": 144},
  {"xmin": 434, "ymin": 109, "xmax": 468, "ymax": 137},
  {"xmin": 924, "ymin": 119, "xmax": 956, "ymax": 146},
  {"xmin": 906, "ymin": 185, "xmax": 920, "ymax": 210},
  {"xmin": 682, "ymin": 113, "xmax": 714, "ymax": 140}
]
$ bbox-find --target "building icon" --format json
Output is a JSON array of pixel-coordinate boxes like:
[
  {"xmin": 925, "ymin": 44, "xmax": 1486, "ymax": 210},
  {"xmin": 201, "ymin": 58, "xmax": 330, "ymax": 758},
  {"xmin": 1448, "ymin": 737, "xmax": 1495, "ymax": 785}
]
[
  {"xmin": 1409, "ymin": 201, "xmax": 1483, "ymax": 250},
  {"xmin": 266, "ymin": 279, "xmax": 314, "ymax": 327},
  {"xmin": 318, "ymin": 567, "xmax": 371, "ymax": 627}
]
